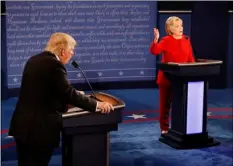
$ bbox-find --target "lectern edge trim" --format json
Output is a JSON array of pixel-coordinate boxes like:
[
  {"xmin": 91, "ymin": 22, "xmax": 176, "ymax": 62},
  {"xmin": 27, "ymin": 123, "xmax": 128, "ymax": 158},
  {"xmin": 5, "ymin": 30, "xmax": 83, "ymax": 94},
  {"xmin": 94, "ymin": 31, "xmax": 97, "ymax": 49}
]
[
  {"xmin": 62, "ymin": 92, "xmax": 126, "ymax": 118},
  {"xmin": 62, "ymin": 104, "xmax": 125, "ymax": 118},
  {"xmin": 166, "ymin": 60, "xmax": 223, "ymax": 66}
]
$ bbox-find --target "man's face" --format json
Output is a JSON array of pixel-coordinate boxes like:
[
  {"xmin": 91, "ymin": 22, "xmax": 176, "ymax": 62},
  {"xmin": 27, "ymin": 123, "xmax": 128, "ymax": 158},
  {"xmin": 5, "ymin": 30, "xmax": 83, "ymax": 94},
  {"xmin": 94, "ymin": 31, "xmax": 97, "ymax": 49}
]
[{"xmin": 60, "ymin": 45, "xmax": 75, "ymax": 64}]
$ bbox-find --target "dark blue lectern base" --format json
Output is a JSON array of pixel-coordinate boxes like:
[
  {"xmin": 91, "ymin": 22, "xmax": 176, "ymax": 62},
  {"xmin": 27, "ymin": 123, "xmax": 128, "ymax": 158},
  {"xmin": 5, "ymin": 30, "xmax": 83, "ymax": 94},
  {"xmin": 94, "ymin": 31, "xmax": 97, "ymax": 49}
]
[{"xmin": 159, "ymin": 130, "xmax": 220, "ymax": 149}]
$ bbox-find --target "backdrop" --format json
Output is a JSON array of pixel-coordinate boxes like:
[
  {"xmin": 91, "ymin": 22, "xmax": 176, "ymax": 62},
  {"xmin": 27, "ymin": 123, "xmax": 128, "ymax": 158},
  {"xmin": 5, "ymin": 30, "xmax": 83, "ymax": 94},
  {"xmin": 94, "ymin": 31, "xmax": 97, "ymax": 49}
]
[
  {"xmin": 3, "ymin": 1, "xmax": 158, "ymax": 89},
  {"xmin": 1, "ymin": 1, "xmax": 232, "ymax": 99}
]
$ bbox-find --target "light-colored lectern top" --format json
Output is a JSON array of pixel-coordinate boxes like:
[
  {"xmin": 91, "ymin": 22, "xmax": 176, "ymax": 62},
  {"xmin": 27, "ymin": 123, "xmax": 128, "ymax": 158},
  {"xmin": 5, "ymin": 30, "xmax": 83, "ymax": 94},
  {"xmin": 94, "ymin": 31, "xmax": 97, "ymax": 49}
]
[{"xmin": 167, "ymin": 59, "xmax": 222, "ymax": 66}]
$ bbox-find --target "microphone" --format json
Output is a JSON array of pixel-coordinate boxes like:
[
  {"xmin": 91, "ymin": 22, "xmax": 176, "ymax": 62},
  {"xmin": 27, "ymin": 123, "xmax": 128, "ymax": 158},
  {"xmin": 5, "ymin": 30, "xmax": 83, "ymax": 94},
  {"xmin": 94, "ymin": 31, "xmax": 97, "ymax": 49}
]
[{"xmin": 71, "ymin": 60, "xmax": 97, "ymax": 99}]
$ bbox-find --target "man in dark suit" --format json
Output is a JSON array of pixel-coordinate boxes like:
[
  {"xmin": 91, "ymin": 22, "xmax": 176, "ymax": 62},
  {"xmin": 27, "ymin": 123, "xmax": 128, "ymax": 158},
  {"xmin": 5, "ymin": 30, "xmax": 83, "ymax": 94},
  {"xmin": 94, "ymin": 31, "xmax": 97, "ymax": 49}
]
[{"xmin": 8, "ymin": 32, "xmax": 114, "ymax": 166}]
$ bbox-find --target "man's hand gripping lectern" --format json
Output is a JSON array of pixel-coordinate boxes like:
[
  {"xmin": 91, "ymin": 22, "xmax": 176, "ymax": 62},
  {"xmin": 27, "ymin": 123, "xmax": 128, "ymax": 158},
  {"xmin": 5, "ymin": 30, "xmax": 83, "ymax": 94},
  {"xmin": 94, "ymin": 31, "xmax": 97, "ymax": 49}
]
[
  {"xmin": 62, "ymin": 92, "xmax": 125, "ymax": 166},
  {"xmin": 157, "ymin": 59, "xmax": 223, "ymax": 149}
]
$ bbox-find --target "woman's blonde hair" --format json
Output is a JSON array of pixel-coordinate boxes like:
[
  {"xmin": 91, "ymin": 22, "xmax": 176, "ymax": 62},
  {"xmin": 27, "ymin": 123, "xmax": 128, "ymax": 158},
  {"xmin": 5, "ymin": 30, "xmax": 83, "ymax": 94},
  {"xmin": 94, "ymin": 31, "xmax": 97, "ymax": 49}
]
[
  {"xmin": 45, "ymin": 32, "xmax": 77, "ymax": 56},
  {"xmin": 165, "ymin": 16, "xmax": 183, "ymax": 35}
]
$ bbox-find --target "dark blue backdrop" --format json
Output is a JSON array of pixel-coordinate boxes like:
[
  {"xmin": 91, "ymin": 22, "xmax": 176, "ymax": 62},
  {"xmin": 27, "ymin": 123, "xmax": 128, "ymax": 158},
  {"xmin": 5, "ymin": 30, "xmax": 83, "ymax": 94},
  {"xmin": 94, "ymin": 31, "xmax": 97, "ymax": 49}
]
[
  {"xmin": 191, "ymin": 2, "xmax": 230, "ymax": 89},
  {"xmin": 227, "ymin": 13, "xmax": 233, "ymax": 88},
  {"xmin": 158, "ymin": 13, "xmax": 191, "ymax": 37},
  {"xmin": 4, "ymin": 1, "xmax": 158, "ymax": 89}
]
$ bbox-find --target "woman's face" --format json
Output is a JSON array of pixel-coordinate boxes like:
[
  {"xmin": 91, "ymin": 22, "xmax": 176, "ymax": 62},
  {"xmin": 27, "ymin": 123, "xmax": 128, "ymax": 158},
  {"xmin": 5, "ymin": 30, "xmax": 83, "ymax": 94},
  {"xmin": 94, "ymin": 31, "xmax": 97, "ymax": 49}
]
[{"xmin": 170, "ymin": 20, "xmax": 183, "ymax": 37}]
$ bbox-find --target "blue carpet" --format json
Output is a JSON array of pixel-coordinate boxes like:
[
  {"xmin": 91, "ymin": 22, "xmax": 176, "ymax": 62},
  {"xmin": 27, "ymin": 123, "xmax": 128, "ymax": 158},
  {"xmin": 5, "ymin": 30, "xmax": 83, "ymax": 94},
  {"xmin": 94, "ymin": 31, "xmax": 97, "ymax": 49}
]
[{"xmin": 1, "ymin": 88, "xmax": 233, "ymax": 166}]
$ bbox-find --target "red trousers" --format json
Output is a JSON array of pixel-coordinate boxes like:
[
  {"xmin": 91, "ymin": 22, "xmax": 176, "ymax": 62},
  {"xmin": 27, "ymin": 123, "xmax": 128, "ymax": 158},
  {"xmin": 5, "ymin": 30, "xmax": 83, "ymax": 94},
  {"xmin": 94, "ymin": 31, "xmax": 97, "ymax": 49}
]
[{"xmin": 158, "ymin": 85, "xmax": 172, "ymax": 131}]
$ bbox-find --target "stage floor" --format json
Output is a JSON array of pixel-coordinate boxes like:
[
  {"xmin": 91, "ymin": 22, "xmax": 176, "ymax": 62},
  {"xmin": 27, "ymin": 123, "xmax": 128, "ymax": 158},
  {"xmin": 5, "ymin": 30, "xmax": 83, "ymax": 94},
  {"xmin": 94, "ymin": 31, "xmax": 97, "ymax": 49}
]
[{"xmin": 1, "ymin": 88, "xmax": 232, "ymax": 166}]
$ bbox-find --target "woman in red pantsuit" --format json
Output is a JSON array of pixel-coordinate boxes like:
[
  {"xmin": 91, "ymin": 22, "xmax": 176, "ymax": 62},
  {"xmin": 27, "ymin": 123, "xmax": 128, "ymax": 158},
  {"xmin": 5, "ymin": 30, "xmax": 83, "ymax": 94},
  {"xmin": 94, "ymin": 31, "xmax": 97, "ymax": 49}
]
[{"xmin": 149, "ymin": 16, "xmax": 195, "ymax": 136}]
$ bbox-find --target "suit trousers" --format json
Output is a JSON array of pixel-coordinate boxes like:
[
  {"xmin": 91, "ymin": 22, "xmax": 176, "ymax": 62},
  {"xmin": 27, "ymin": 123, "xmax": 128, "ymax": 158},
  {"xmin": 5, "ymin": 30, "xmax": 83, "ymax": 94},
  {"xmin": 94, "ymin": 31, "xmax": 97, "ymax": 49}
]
[
  {"xmin": 15, "ymin": 138, "xmax": 54, "ymax": 166},
  {"xmin": 158, "ymin": 85, "xmax": 172, "ymax": 131}
]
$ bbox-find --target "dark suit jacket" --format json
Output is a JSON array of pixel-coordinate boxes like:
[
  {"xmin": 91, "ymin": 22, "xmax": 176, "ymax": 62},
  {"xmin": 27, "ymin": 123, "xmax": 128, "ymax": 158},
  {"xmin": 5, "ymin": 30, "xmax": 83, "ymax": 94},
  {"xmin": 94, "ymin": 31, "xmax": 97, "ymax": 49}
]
[{"xmin": 8, "ymin": 51, "xmax": 97, "ymax": 148}]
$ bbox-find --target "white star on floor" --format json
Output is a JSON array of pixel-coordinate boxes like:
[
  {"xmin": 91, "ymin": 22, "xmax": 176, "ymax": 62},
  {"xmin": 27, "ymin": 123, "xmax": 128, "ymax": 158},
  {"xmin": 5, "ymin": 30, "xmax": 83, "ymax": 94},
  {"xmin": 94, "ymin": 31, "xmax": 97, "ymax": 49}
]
[
  {"xmin": 127, "ymin": 114, "xmax": 146, "ymax": 119},
  {"xmin": 5, "ymin": 135, "xmax": 13, "ymax": 139}
]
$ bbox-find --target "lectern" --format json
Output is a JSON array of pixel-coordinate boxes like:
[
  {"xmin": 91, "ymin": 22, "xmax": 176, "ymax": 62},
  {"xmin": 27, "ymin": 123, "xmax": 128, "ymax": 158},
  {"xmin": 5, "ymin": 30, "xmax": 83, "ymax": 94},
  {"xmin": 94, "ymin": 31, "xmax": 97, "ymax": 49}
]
[
  {"xmin": 157, "ymin": 59, "xmax": 223, "ymax": 149},
  {"xmin": 62, "ymin": 92, "xmax": 125, "ymax": 166}
]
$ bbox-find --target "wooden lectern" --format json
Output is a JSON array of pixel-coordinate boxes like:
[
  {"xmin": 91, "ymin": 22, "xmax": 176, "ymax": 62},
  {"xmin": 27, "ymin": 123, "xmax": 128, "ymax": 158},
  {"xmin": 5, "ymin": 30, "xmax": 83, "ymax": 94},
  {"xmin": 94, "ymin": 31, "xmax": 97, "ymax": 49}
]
[
  {"xmin": 62, "ymin": 92, "xmax": 125, "ymax": 166},
  {"xmin": 157, "ymin": 59, "xmax": 223, "ymax": 149}
]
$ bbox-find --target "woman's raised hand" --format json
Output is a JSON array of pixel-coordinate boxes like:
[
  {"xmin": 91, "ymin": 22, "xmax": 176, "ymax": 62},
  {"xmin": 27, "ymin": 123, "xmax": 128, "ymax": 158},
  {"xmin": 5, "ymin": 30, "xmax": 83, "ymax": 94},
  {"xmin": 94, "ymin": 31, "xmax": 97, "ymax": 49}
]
[{"xmin": 153, "ymin": 28, "xmax": 160, "ymax": 43}]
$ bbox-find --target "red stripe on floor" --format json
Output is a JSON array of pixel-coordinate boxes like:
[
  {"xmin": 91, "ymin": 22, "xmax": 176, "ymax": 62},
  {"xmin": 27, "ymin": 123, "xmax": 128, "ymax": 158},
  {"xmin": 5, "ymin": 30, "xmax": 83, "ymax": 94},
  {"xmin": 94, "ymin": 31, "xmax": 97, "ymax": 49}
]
[
  {"xmin": 208, "ymin": 115, "xmax": 233, "ymax": 119},
  {"xmin": 123, "ymin": 115, "xmax": 233, "ymax": 123},
  {"xmin": 1, "ymin": 142, "xmax": 16, "ymax": 149},
  {"xmin": 208, "ymin": 108, "xmax": 233, "ymax": 111},
  {"xmin": 123, "ymin": 108, "xmax": 232, "ymax": 115},
  {"xmin": 1, "ymin": 129, "xmax": 8, "ymax": 134},
  {"xmin": 123, "ymin": 118, "xmax": 159, "ymax": 124},
  {"xmin": 123, "ymin": 110, "xmax": 157, "ymax": 115},
  {"xmin": 1, "ymin": 109, "xmax": 232, "ymax": 135},
  {"xmin": 1, "ymin": 115, "xmax": 232, "ymax": 150}
]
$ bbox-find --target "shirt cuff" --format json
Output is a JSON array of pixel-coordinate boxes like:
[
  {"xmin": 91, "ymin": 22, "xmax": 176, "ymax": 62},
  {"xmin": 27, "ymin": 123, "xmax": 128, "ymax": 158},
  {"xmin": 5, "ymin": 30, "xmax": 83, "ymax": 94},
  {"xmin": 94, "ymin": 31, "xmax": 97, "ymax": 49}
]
[{"xmin": 95, "ymin": 102, "xmax": 98, "ymax": 112}]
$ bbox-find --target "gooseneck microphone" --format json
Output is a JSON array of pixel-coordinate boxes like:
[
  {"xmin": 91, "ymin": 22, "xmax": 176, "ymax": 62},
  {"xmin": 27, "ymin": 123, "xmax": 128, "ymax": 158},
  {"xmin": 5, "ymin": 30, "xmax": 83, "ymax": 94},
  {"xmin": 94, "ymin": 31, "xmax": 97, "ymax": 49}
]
[{"xmin": 71, "ymin": 60, "xmax": 97, "ymax": 98}]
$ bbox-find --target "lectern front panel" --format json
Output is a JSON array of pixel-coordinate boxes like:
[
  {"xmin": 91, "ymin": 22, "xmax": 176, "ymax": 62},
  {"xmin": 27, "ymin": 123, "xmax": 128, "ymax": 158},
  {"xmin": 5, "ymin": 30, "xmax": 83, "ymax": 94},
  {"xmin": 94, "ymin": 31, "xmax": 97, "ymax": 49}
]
[{"xmin": 186, "ymin": 81, "xmax": 204, "ymax": 134}]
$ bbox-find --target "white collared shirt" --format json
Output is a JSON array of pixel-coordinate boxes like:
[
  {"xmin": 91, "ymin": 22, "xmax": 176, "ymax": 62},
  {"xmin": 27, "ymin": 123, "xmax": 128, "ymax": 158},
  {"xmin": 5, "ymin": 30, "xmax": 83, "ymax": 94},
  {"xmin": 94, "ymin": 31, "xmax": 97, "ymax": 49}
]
[{"xmin": 55, "ymin": 55, "xmax": 60, "ymax": 61}]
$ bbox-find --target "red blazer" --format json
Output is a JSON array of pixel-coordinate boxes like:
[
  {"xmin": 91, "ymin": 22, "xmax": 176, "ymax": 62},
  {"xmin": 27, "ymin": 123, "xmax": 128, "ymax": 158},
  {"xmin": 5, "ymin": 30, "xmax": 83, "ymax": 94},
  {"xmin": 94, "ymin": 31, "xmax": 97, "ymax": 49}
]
[{"xmin": 150, "ymin": 35, "xmax": 195, "ymax": 86}]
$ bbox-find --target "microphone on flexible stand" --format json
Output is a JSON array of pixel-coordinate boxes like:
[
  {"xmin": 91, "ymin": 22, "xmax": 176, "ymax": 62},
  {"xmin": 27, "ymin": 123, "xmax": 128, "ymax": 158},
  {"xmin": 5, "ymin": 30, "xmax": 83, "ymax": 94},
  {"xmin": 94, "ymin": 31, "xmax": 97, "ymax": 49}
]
[{"xmin": 71, "ymin": 60, "xmax": 97, "ymax": 99}]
